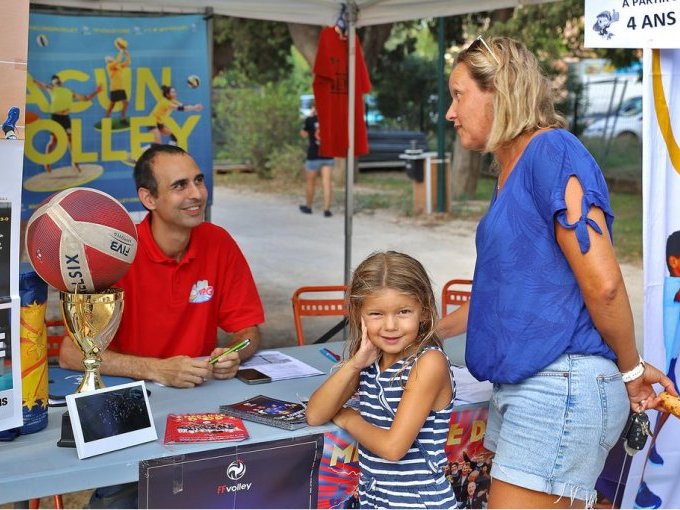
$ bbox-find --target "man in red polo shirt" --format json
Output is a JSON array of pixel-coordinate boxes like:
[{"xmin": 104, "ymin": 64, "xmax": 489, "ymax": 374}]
[{"xmin": 59, "ymin": 144, "xmax": 264, "ymax": 389}]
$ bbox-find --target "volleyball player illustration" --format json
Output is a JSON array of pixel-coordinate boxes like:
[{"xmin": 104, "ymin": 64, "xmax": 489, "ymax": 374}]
[
  {"xmin": 103, "ymin": 41, "xmax": 132, "ymax": 126},
  {"xmin": 33, "ymin": 74, "xmax": 101, "ymax": 172},
  {"xmin": 148, "ymin": 85, "xmax": 203, "ymax": 145}
]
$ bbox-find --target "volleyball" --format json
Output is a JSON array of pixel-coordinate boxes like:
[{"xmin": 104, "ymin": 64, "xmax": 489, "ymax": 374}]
[
  {"xmin": 25, "ymin": 188, "xmax": 138, "ymax": 293},
  {"xmin": 36, "ymin": 34, "xmax": 48, "ymax": 47},
  {"xmin": 114, "ymin": 37, "xmax": 128, "ymax": 50},
  {"xmin": 187, "ymin": 75, "xmax": 200, "ymax": 89}
]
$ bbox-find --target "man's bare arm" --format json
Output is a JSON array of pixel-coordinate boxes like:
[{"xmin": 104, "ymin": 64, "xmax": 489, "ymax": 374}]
[{"xmin": 59, "ymin": 336, "xmax": 211, "ymax": 388}]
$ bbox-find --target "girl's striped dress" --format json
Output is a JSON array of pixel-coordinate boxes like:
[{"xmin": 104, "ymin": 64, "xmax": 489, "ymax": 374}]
[{"xmin": 357, "ymin": 346, "xmax": 457, "ymax": 509}]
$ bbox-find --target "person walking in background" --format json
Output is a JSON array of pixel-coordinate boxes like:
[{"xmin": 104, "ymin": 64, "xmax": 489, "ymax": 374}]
[
  {"xmin": 306, "ymin": 250, "xmax": 457, "ymax": 508},
  {"xmin": 436, "ymin": 35, "xmax": 676, "ymax": 508},
  {"xmin": 299, "ymin": 103, "xmax": 334, "ymax": 217}
]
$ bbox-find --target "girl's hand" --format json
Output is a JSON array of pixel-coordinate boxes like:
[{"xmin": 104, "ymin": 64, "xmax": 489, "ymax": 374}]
[
  {"xmin": 332, "ymin": 407, "xmax": 359, "ymax": 429},
  {"xmin": 625, "ymin": 361, "xmax": 677, "ymax": 413},
  {"xmin": 350, "ymin": 319, "xmax": 380, "ymax": 370}
]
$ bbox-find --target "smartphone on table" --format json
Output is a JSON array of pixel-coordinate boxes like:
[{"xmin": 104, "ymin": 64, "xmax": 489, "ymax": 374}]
[{"xmin": 236, "ymin": 368, "xmax": 272, "ymax": 385}]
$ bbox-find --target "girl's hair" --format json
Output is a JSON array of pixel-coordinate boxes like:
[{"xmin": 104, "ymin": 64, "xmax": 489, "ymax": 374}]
[
  {"xmin": 345, "ymin": 251, "xmax": 441, "ymax": 361},
  {"xmin": 455, "ymin": 36, "xmax": 567, "ymax": 152}
]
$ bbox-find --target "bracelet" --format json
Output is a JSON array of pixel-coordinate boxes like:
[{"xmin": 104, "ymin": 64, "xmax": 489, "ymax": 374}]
[{"xmin": 621, "ymin": 358, "xmax": 646, "ymax": 383}]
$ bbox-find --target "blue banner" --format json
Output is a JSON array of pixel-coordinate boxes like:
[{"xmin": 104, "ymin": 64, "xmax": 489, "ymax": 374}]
[{"xmin": 23, "ymin": 12, "xmax": 212, "ymax": 219}]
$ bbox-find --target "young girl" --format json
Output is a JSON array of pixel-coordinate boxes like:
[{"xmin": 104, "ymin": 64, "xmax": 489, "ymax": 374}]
[{"xmin": 306, "ymin": 251, "xmax": 456, "ymax": 509}]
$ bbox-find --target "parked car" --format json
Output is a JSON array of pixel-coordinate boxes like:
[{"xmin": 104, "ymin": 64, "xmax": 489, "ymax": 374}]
[
  {"xmin": 299, "ymin": 94, "xmax": 314, "ymax": 118},
  {"xmin": 582, "ymin": 95, "xmax": 642, "ymax": 142},
  {"xmin": 364, "ymin": 95, "xmax": 384, "ymax": 126},
  {"xmin": 359, "ymin": 129, "xmax": 428, "ymax": 170}
]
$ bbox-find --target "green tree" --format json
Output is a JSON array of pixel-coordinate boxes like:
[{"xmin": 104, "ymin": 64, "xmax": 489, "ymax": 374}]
[
  {"xmin": 213, "ymin": 16, "xmax": 293, "ymax": 83},
  {"xmin": 212, "ymin": 71, "xmax": 300, "ymax": 178},
  {"xmin": 481, "ymin": 0, "xmax": 639, "ymax": 69}
]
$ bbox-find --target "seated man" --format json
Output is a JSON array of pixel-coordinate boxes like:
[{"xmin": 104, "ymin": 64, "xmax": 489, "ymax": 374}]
[{"xmin": 60, "ymin": 144, "xmax": 264, "ymax": 388}]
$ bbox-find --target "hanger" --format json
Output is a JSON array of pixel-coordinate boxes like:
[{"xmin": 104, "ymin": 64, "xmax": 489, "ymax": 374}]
[{"xmin": 334, "ymin": 3, "xmax": 348, "ymax": 39}]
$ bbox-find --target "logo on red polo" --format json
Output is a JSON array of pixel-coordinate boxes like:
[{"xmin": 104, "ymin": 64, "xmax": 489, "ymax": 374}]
[{"xmin": 189, "ymin": 280, "xmax": 214, "ymax": 303}]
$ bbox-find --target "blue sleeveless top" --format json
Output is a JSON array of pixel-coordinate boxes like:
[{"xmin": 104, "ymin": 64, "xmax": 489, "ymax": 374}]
[
  {"xmin": 466, "ymin": 129, "xmax": 616, "ymax": 384},
  {"xmin": 358, "ymin": 346, "xmax": 457, "ymax": 509}
]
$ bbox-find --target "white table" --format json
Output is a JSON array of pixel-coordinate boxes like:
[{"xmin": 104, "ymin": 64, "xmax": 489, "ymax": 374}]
[{"xmin": 0, "ymin": 338, "xmax": 467, "ymax": 504}]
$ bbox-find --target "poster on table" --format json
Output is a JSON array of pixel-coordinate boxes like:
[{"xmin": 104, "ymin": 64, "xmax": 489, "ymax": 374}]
[
  {"xmin": 0, "ymin": 0, "xmax": 28, "ymax": 433},
  {"xmin": 583, "ymin": 0, "xmax": 678, "ymax": 49},
  {"xmin": 22, "ymin": 12, "xmax": 212, "ymax": 219},
  {"xmin": 0, "ymin": 148, "xmax": 25, "ymax": 435},
  {"xmin": 138, "ymin": 435, "xmax": 323, "ymax": 509},
  {"xmin": 317, "ymin": 404, "xmax": 491, "ymax": 509},
  {"xmin": 621, "ymin": 47, "xmax": 680, "ymax": 509}
]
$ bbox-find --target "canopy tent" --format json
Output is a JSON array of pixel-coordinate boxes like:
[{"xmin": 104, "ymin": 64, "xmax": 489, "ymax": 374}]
[
  {"xmin": 31, "ymin": 0, "xmax": 559, "ymax": 282},
  {"xmin": 32, "ymin": 0, "xmax": 558, "ymax": 27}
]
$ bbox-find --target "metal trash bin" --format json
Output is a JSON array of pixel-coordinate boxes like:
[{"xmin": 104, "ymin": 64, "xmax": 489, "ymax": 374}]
[
  {"xmin": 404, "ymin": 148, "xmax": 426, "ymax": 183},
  {"xmin": 401, "ymin": 147, "xmax": 451, "ymax": 214}
]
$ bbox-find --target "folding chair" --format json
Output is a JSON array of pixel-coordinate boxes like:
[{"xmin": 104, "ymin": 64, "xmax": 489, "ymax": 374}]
[
  {"xmin": 441, "ymin": 279, "xmax": 473, "ymax": 317},
  {"xmin": 291, "ymin": 285, "xmax": 348, "ymax": 346},
  {"xmin": 29, "ymin": 495, "xmax": 64, "ymax": 509}
]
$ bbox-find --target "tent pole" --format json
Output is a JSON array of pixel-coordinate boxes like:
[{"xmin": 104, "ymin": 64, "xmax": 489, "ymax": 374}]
[
  {"xmin": 205, "ymin": 6, "xmax": 214, "ymax": 223},
  {"xmin": 344, "ymin": 2, "xmax": 358, "ymax": 286},
  {"xmin": 436, "ymin": 16, "xmax": 446, "ymax": 212}
]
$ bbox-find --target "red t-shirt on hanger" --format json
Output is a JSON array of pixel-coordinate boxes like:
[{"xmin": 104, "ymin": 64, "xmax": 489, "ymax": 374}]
[{"xmin": 313, "ymin": 26, "xmax": 371, "ymax": 158}]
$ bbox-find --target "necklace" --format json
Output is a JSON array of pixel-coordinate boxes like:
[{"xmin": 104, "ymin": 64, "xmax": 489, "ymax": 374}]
[{"xmin": 496, "ymin": 171, "xmax": 510, "ymax": 192}]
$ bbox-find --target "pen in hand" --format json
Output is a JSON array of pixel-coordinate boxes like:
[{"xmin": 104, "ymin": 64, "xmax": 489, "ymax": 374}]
[{"xmin": 209, "ymin": 338, "xmax": 251, "ymax": 365}]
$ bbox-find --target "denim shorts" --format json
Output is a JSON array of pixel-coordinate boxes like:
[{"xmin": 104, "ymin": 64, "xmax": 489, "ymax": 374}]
[
  {"xmin": 305, "ymin": 158, "xmax": 334, "ymax": 171},
  {"xmin": 484, "ymin": 354, "xmax": 629, "ymax": 505}
]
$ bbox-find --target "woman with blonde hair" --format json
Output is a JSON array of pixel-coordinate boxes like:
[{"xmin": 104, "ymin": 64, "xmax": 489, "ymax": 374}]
[{"xmin": 437, "ymin": 36, "xmax": 676, "ymax": 508}]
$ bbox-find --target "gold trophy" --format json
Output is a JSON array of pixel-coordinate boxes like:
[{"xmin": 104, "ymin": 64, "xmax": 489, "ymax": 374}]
[
  {"xmin": 57, "ymin": 288, "xmax": 124, "ymax": 448},
  {"xmin": 60, "ymin": 288, "xmax": 124, "ymax": 393}
]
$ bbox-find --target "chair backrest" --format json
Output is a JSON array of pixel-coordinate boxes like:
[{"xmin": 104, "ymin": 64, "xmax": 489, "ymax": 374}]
[
  {"xmin": 441, "ymin": 279, "xmax": 473, "ymax": 317},
  {"xmin": 46, "ymin": 319, "xmax": 66, "ymax": 362},
  {"xmin": 291, "ymin": 285, "xmax": 348, "ymax": 346}
]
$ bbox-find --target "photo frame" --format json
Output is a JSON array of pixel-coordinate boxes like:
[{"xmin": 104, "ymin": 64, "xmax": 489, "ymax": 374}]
[{"xmin": 66, "ymin": 380, "xmax": 157, "ymax": 459}]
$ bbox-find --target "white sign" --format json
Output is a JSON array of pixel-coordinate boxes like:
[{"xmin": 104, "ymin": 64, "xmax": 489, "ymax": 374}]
[
  {"xmin": 584, "ymin": 0, "xmax": 679, "ymax": 48},
  {"xmin": 622, "ymin": 47, "xmax": 680, "ymax": 509}
]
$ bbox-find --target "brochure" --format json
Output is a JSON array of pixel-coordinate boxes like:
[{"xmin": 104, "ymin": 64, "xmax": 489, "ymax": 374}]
[
  {"xmin": 164, "ymin": 413, "xmax": 249, "ymax": 444},
  {"xmin": 220, "ymin": 395, "xmax": 307, "ymax": 430},
  {"xmin": 239, "ymin": 350, "xmax": 323, "ymax": 381}
]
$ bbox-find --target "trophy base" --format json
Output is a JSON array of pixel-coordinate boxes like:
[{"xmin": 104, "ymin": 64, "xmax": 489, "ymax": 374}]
[{"xmin": 57, "ymin": 410, "xmax": 76, "ymax": 448}]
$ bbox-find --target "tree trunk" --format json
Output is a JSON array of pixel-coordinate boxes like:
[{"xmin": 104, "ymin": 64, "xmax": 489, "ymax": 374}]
[
  {"xmin": 212, "ymin": 44, "xmax": 234, "ymax": 78},
  {"xmin": 288, "ymin": 23, "xmax": 322, "ymax": 68},
  {"xmin": 451, "ymin": 137, "xmax": 481, "ymax": 200},
  {"xmin": 287, "ymin": 23, "xmax": 392, "ymax": 76},
  {"xmin": 492, "ymin": 8, "xmax": 514, "ymax": 23},
  {"xmin": 358, "ymin": 24, "xmax": 393, "ymax": 74}
]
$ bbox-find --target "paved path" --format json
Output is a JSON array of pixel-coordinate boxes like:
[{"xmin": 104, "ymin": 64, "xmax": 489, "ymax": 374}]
[{"xmin": 211, "ymin": 186, "xmax": 644, "ymax": 351}]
